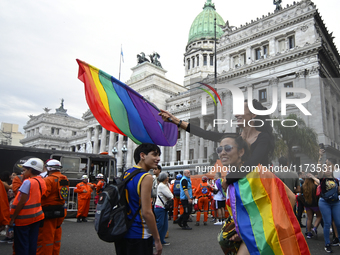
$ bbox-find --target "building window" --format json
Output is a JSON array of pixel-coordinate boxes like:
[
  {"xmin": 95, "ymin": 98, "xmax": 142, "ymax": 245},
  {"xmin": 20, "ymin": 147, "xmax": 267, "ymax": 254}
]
[
  {"xmin": 189, "ymin": 149, "xmax": 194, "ymax": 160},
  {"xmin": 177, "ymin": 130, "xmax": 181, "ymax": 139},
  {"xmin": 288, "ymin": 36, "xmax": 295, "ymax": 49},
  {"xmin": 192, "ymin": 57, "xmax": 195, "ymax": 68},
  {"xmin": 187, "ymin": 59, "xmax": 190, "ymax": 70},
  {"xmin": 284, "ymin": 82, "xmax": 294, "ymax": 97},
  {"xmin": 210, "ymin": 55, "xmax": 214, "ymax": 66},
  {"xmin": 123, "ymin": 136, "xmax": 128, "ymax": 141},
  {"xmin": 240, "ymin": 53, "xmax": 246, "ymax": 65},
  {"xmin": 279, "ymin": 39, "xmax": 285, "ymax": 52},
  {"xmin": 233, "ymin": 56, "xmax": 240, "ymax": 67},
  {"xmin": 51, "ymin": 128, "xmax": 55, "ymax": 135},
  {"xmin": 72, "ymin": 131, "xmax": 77, "ymax": 136},
  {"xmin": 204, "ymin": 147, "xmax": 207, "ymax": 158},
  {"xmin": 255, "ymin": 48, "xmax": 261, "ymax": 60},
  {"xmin": 263, "ymin": 45, "xmax": 268, "ymax": 56},
  {"xmin": 176, "ymin": 151, "xmax": 181, "ymax": 161},
  {"xmin": 203, "ymin": 55, "xmax": 207, "ymax": 66},
  {"xmin": 196, "ymin": 55, "xmax": 199, "ymax": 66},
  {"xmin": 259, "ymin": 89, "xmax": 267, "ymax": 102}
]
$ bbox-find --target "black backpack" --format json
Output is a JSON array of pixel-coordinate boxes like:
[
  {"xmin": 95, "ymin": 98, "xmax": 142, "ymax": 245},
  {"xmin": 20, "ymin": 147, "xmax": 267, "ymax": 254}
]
[{"xmin": 94, "ymin": 169, "xmax": 142, "ymax": 242}]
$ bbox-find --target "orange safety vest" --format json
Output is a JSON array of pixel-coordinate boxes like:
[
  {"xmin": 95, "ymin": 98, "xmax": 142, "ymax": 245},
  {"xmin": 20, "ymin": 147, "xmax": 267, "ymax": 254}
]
[
  {"xmin": 42, "ymin": 172, "xmax": 69, "ymax": 207},
  {"xmin": 75, "ymin": 182, "xmax": 94, "ymax": 200},
  {"xmin": 10, "ymin": 176, "xmax": 47, "ymax": 226},
  {"xmin": 96, "ymin": 180, "xmax": 105, "ymax": 195},
  {"xmin": 195, "ymin": 183, "xmax": 212, "ymax": 198}
]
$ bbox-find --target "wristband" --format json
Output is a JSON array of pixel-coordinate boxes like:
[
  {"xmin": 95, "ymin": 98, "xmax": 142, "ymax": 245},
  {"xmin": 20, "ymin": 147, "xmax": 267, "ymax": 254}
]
[{"xmin": 177, "ymin": 120, "xmax": 182, "ymax": 128}]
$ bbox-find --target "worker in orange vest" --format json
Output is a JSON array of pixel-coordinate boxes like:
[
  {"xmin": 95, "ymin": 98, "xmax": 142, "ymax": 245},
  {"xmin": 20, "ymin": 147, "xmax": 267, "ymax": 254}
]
[
  {"xmin": 0, "ymin": 180, "xmax": 10, "ymax": 232},
  {"xmin": 10, "ymin": 158, "xmax": 47, "ymax": 255},
  {"xmin": 37, "ymin": 159, "xmax": 69, "ymax": 255},
  {"xmin": 94, "ymin": 173, "xmax": 106, "ymax": 205},
  {"xmin": 75, "ymin": 175, "xmax": 95, "ymax": 222},
  {"xmin": 195, "ymin": 176, "xmax": 213, "ymax": 226}
]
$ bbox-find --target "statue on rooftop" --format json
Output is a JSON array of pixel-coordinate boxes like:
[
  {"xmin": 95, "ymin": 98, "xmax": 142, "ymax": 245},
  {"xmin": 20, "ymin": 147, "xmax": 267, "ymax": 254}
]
[
  {"xmin": 137, "ymin": 52, "xmax": 150, "ymax": 64},
  {"xmin": 273, "ymin": 0, "xmax": 282, "ymax": 11},
  {"xmin": 149, "ymin": 52, "xmax": 162, "ymax": 68}
]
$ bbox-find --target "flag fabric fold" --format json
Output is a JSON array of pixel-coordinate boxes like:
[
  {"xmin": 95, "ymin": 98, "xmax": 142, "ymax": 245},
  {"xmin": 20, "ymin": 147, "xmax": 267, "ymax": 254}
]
[
  {"xmin": 228, "ymin": 167, "xmax": 310, "ymax": 255},
  {"xmin": 76, "ymin": 59, "xmax": 178, "ymax": 146}
]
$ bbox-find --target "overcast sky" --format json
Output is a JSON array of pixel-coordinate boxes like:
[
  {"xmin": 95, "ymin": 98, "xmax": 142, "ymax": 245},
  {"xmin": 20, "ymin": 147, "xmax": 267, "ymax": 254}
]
[{"xmin": 1, "ymin": 0, "xmax": 339, "ymax": 133}]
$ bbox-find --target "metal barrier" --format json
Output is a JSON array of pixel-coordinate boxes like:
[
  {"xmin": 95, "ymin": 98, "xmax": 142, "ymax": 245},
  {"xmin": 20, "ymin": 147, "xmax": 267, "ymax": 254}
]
[{"xmin": 66, "ymin": 187, "xmax": 97, "ymax": 214}]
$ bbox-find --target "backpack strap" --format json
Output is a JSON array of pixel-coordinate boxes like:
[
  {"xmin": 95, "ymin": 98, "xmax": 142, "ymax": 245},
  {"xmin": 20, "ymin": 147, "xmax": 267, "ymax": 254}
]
[
  {"xmin": 158, "ymin": 195, "xmax": 166, "ymax": 206},
  {"xmin": 32, "ymin": 177, "xmax": 42, "ymax": 195}
]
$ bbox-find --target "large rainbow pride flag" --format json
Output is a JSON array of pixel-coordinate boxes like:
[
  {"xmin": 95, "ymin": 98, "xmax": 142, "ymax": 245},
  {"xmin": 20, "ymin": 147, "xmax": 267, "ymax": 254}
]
[
  {"xmin": 76, "ymin": 59, "xmax": 178, "ymax": 146},
  {"xmin": 228, "ymin": 167, "xmax": 310, "ymax": 255}
]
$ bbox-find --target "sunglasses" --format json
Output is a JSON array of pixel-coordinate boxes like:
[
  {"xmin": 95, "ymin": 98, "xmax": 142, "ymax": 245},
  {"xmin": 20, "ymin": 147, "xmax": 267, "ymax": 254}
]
[{"xmin": 216, "ymin": 145, "xmax": 233, "ymax": 154}]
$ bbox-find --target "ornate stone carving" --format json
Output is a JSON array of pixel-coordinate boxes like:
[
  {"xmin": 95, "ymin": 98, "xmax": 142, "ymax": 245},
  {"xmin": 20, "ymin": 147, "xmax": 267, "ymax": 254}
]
[{"xmin": 301, "ymin": 24, "xmax": 308, "ymax": 32}]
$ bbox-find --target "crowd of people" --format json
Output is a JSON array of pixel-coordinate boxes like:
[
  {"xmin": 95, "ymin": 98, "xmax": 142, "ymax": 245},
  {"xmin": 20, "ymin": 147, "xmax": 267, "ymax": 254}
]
[
  {"xmin": 0, "ymin": 157, "xmax": 107, "ymax": 255},
  {"xmin": 1, "ymin": 99, "xmax": 340, "ymax": 255}
]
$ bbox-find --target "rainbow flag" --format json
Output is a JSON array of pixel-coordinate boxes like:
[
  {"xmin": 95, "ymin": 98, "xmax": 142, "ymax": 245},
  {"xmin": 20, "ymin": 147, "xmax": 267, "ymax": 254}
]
[
  {"xmin": 228, "ymin": 167, "xmax": 310, "ymax": 255},
  {"xmin": 76, "ymin": 59, "xmax": 178, "ymax": 146},
  {"xmin": 215, "ymin": 178, "xmax": 226, "ymax": 198}
]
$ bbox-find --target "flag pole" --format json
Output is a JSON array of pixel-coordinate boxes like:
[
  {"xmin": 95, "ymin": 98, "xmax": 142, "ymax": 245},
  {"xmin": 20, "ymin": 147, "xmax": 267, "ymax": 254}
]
[{"xmin": 119, "ymin": 44, "xmax": 122, "ymax": 81}]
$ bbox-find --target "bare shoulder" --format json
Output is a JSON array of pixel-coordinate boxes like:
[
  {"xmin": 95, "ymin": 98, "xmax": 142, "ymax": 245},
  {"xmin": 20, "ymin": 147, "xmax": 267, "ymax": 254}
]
[{"xmin": 141, "ymin": 174, "xmax": 152, "ymax": 185}]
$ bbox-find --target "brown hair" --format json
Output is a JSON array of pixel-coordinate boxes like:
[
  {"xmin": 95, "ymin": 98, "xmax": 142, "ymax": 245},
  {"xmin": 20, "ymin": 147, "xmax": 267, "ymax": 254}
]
[{"xmin": 302, "ymin": 178, "xmax": 316, "ymax": 205}]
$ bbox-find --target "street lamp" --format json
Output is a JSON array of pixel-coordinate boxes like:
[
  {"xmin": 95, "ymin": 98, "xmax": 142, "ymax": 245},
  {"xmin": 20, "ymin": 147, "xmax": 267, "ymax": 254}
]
[
  {"xmin": 112, "ymin": 147, "xmax": 118, "ymax": 176},
  {"xmin": 121, "ymin": 144, "xmax": 128, "ymax": 174}
]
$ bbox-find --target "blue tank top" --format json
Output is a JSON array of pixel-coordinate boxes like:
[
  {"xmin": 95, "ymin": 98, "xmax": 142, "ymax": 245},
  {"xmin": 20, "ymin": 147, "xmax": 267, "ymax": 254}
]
[{"xmin": 124, "ymin": 166, "xmax": 151, "ymax": 239}]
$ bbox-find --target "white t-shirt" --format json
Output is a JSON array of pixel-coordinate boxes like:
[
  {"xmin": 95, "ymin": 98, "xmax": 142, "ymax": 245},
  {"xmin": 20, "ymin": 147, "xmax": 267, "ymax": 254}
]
[
  {"xmin": 214, "ymin": 182, "xmax": 225, "ymax": 201},
  {"xmin": 155, "ymin": 182, "xmax": 174, "ymax": 208}
]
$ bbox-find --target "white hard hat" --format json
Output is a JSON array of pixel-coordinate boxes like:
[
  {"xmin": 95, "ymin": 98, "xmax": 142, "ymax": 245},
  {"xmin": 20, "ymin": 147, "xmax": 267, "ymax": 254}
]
[
  {"xmin": 81, "ymin": 175, "xmax": 89, "ymax": 180},
  {"xmin": 22, "ymin": 158, "xmax": 44, "ymax": 172},
  {"xmin": 45, "ymin": 159, "xmax": 62, "ymax": 171},
  {"xmin": 96, "ymin": 173, "xmax": 104, "ymax": 179}
]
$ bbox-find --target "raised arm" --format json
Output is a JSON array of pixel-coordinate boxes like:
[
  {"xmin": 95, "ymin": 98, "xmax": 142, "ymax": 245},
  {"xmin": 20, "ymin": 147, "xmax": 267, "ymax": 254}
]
[{"xmin": 159, "ymin": 109, "xmax": 224, "ymax": 142}]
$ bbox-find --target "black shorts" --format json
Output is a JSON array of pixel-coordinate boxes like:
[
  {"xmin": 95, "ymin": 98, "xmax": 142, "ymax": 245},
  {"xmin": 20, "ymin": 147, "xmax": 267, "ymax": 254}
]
[
  {"xmin": 215, "ymin": 200, "xmax": 226, "ymax": 209},
  {"xmin": 115, "ymin": 236, "xmax": 153, "ymax": 255}
]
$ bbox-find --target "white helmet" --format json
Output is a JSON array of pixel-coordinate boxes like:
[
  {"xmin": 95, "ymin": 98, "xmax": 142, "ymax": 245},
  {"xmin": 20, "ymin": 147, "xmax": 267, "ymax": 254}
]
[
  {"xmin": 45, "ymin": 159, "xmax": 62, "ymax": 171},
  {"xmin": 22, "ymin": 158, "xmax": 44, "ymax": 172},
  {"xmin": 81, "ymin": 175, "xmax": 88, "ymax": 180},
  {"xmin": 96, "ymin": 173, "xmax": 104, "ymax": 179}
]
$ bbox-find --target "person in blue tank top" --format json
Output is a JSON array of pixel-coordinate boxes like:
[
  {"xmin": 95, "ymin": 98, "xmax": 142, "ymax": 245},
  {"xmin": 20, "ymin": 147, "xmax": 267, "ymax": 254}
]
[
  {"xmin": 114, "ymin": 143, "xmax": 162, "ymax": 255},
  {"xmin": 177, "ymin": 170, "xmax": 193, "ymax": 230}
]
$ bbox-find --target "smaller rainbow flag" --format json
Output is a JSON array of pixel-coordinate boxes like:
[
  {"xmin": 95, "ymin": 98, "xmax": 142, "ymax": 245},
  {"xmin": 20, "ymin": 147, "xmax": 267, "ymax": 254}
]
[
  {"xmin": 228, "ymin": 167, "xmax": 310, "ymax": 255},
  {"xmin": 77, "ymin": 59, "xmax": 178, "ymax": 146}
]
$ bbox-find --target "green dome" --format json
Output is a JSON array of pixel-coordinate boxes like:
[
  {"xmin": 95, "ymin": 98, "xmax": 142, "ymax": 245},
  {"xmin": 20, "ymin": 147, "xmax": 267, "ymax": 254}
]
[{"xmin": 188, "ymin": 0, "xmax": 225, "ymax": 44}]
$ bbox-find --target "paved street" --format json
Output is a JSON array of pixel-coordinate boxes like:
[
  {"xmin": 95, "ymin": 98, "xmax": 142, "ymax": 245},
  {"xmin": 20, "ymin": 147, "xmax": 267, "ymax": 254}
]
[{"xmin": 0, "ymin": 215, "xmax": 338, "ymax": 254}]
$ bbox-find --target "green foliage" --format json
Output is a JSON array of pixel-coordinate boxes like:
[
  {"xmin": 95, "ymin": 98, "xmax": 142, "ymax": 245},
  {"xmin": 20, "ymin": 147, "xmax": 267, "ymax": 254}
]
[{"xmin": 273, "ymin": 114, "xmax": 319, "ymax": 164}]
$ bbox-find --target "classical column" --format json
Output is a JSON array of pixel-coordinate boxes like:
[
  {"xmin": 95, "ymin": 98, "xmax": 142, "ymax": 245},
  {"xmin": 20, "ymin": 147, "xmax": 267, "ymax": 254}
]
[
  {"xmin": 87, "ymin": 128, "xmax": 92, "ymax": 141},
  {"xmin": 159, "ymin": 146, "xmax": 165, "ymax": 163},
  {"xmin": 117, "ymin": 134, "xmax": 124, "ymax": 169},
  {"xmin": 207, "ymin": 140, "xmax": 214, "ymax": 161},
  {"xmin": 172, "ymin": 144, "xmax": 177, "ymax": 163},
  {"xmin": 108, "ymin": 132, "xmax": 115, "ymax": 155},
  {"xmin": 194, "ymin": 136, "xmax": 199, "ymax": 159},
  {"xmin": 93, "ymin": 126, "xmax": 99, "ymax": 154},
  {"xmin": 126, "ymin": 139, "xmax": 134, "ymax": 169},
  {"xmin": 100, "ymin": 128, "xmax": 107, "ymax": 153},
  {"xmin": 199, "ymin": 117, "xmax": 205, "ymax": 160},
  {"xmin": 185, "ymin": 130, "xmax": 190, "ymax": 162},
  {"xmin": 225, "ymin": 92, "xmax": 232, "ymax": 133}
]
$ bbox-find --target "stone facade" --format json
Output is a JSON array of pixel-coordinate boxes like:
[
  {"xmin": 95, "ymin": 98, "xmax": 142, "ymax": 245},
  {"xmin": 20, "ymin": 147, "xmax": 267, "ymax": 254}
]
[{"xmin": 21, "ymin": 0, "xmax": 340, "ymax": 176}]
